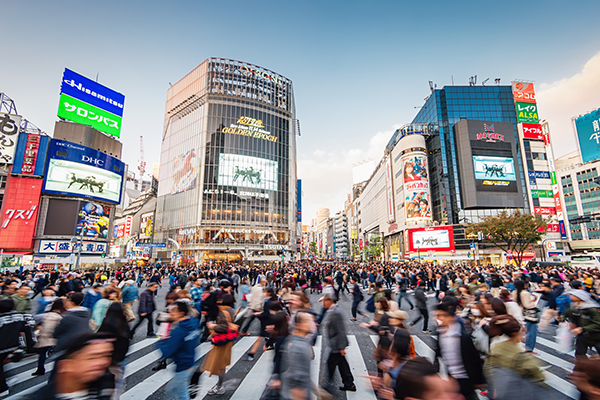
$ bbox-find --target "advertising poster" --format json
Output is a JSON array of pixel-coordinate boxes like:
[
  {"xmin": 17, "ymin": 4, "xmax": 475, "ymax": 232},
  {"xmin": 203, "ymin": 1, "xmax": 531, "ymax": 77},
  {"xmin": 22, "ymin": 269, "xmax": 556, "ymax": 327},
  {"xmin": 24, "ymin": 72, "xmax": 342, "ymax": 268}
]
[
  {"xmin": 0, "ymin": 113, "xmax": 22, "ymax": 164},
  {"xmin": 218, "ymin": 153, "xmax": 278, "ymax": 191},
  {"xmin": 171, "ymin": 149, "xmax": 197, "ymax": 194},
  {"xmin": 575, "ymin": 108, "xmax": 600, "ymax": 163},
  {"xmin": 473, "ymin": 155, "xmax": 518, "ymax": 193},
  {"xmin": 511, "ymin": 82, "xmax": 537, "ymax": 103},
  {"xmin": 402, "ymin": 154, "xmax": 432, "ymax": 223},
  {"xmin": 515, "ymin": 102, "xmax": 539, "ymax": 124},
  {"xmin": 407, "ymin": 226, "xmax": 455, "ymax": 252},
  {"xmin": 43, "ymin": 139, "xmax": 125, "ymax": 204},
  {"xmin": 76, "ymin": 201, "xmax": 111, "ymax": 239}
]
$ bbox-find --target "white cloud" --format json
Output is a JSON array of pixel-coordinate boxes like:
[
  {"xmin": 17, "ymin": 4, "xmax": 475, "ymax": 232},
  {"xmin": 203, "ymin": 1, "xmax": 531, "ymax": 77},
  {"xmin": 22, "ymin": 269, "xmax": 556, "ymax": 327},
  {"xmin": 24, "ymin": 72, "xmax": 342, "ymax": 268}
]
[
  {"xmin": 537, "ymin": 51, "xmax": 600, "ymax": 158},
  {"xmin": 299, "ymin": 124, "xmax": 400, "ymax": 223}
]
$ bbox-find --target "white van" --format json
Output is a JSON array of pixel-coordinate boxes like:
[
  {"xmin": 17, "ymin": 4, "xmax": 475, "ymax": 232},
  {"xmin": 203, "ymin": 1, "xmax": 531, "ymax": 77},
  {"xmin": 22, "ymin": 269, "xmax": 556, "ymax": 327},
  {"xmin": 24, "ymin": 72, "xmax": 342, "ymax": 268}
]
[{"xmin": 569, "ymin": 254, "xmax": 600, "ymax": 269}]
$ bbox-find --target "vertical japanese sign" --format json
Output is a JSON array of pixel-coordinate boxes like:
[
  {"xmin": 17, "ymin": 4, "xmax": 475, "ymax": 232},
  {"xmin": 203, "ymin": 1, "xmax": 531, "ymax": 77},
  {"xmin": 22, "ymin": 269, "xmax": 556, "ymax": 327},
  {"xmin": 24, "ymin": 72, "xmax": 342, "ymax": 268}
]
[
  {"xmin": 0, "ymin": 176, "xmax": 42, "ymax": 250},
  {"xmin": 385, "ymin": 157, "xmax": 395, "ymax": 223},
  {"xmin": 21, "ymin": 134, "xmax": 41, "ymax": 175},
  {"xmin": 0, "ymin": 113, "xmax": 22, "ymax": 164},
  {"xmin": 542, "ymin": 123, "xmax": 568, "ymax": 239},
  {"xmin": 124, "ymin": 216, "xmax": 132, "ymax": 237},
  {"xmin": 574, "ymin": 108, "xmax": 600, "ymax": 163},
  {"xmin": 297, "ymin": 179, "xmax": 302, "ymax": 223}
]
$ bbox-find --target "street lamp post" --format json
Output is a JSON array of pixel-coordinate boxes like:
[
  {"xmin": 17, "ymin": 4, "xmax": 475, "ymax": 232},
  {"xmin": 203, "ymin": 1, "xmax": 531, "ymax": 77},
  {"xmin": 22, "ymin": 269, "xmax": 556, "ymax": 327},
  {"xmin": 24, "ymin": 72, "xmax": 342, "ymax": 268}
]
[{"xmin": 70, "ymin": 235, "xmax": 83, "ymax": 271}]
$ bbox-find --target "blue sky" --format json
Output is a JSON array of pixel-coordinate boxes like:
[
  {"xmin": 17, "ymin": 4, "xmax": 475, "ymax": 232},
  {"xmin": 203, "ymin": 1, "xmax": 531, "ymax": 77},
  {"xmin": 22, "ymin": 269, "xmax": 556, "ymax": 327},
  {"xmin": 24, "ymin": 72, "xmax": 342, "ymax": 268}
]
[{"xmin": 3, "ymin": 0, "xmax": 600, "ymax": 220}]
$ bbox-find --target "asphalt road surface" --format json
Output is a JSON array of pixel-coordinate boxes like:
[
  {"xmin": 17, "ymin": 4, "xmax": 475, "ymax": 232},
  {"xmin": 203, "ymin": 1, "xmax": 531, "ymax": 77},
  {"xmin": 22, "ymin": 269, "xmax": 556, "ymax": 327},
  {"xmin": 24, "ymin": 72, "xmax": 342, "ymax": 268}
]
[{"xmin": 4, "ymin": 283, "xmax": 579, "ymax": 399}]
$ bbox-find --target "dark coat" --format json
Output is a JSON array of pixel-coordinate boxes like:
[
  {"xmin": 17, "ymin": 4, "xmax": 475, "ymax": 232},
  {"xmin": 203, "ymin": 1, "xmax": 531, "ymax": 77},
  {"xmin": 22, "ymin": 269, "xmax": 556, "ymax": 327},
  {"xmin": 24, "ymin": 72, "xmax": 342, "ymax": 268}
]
[
  {"xmin": 137, "ymin": 289, "xmax": 156, "ymax": 315},
  {"xmin": 415, "ymin": 287, "xmax": 428, "ymax": 309},
  {"xmin": 325, "ymin": 305, "xmax": 349, "ymax": 352},
  {"xmin": 53, "ymin": 307, "xmax": 92, "ymax": 353},
  {"xmin": 434, "ymin": 319, "xmax": 485, "ymax": 386}
]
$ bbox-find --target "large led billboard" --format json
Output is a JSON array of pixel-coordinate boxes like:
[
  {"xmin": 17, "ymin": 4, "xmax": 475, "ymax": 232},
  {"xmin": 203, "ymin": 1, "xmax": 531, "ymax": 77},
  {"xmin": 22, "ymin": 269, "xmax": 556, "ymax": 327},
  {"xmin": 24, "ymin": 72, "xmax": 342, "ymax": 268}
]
[
  {"xmin": 575, "ymin": 108, "xmax": 600, "ymax": 163},
  {"xmin": 171, "ymin": 149, "xmax": 197, "ymax": 194},
  {"xmin": 407, "ymin": 226, "xmax": 455, "ymax": 252},
  {"xmin": 218, "ymin": 153, "xmax": 278, "ymax": 191},
  {"xmin": 58, "ymin": 68, "xmax": 125, "ymax": 138},
  {"xmin": 43, "ymin": 139, "xmax": 125, "ymax": 204},
  {"xmin": 473, "ymin": 156, "xmax": 516, "ymax": 181},
  {"xmin": 76, "ymin": 201, "xmax": 111, "ymax": 239}
]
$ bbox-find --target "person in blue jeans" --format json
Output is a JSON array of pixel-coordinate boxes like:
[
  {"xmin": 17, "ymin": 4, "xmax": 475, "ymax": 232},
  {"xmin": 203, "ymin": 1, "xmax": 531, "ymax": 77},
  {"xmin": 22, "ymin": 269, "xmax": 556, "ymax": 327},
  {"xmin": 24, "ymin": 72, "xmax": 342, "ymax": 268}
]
[
  {"xmin": 158, "ymin": 301, "xmax": 200, "ymax": 400},
  {"xmin": 515, "ymin": 280, "xmax": 539, "ymax": 352},
  {"xmin": 361, "ymin": 270, "xmax": 368, "ymax": 290}
]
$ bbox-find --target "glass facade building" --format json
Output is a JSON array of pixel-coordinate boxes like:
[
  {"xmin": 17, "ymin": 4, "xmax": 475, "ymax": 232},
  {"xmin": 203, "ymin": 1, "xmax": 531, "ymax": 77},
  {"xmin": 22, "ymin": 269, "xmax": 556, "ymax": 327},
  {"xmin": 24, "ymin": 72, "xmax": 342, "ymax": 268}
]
[
  {"xmin": 155, "ymin": 58, "xmax": 297, "ymax": 262},
  {"xmin": 411, "ymin": 85, "xmax": 529, "ymax": 249},
  {"xmin": 561, "ymin": 165, "xmax": 600, "ymax": 241}
]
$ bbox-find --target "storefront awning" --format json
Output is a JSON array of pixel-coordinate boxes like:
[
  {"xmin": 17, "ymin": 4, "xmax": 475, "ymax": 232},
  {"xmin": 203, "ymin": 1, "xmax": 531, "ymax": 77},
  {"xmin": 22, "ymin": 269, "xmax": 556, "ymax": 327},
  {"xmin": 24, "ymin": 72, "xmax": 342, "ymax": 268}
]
[{"xmin": 1, "ymin": 251, "xmax": 33, "ymax": 255}]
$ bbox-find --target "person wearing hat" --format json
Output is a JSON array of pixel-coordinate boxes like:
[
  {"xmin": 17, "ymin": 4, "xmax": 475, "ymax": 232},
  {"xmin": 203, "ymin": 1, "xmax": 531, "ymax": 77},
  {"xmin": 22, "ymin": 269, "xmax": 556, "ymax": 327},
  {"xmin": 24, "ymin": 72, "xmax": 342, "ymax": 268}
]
[
  {"xmin": 566, "ymin": 289, "xmax": 600, "ymax": 357},
  {"xmin": 433, "ymin": 300, "xmax": 485, "ymax": 400},
  {"xmin": 485, "ymin": 314, "xmax": 546, "ymax": 397},
  {"xmin": 121, "ymin": 280, "xmax": 139, "ymax": 322}
]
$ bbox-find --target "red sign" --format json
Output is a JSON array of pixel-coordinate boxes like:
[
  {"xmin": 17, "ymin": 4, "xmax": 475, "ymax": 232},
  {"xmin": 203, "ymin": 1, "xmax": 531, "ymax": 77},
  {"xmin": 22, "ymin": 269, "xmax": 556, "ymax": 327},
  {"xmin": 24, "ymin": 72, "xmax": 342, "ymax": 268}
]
[
  {"xmin": 124, "ymin": 216, "xmax": 132, "ymax": 237},
  {"xmin": 512, "ymin": 82, "xmax": 536, "ymax": 104},
  {"xmin": 522, "ymin": 123, "xmax": 543, "ymax": 141},
  {"xmin": 534, "ymin": 207, "xmax": 556, "ymax": 215},
  {"xmin": 0, "ymin": 176, "xmax": 43, "ymax": 250},
  {"xmin": 117, "ymin": 224, "xmax": 125, "ymax": 238},
  {"xmin": 407, "ymin": 226, "xmax": 455, "ymax": 252},
  {"xmin": 538, "ymin": 224, "xmax": 559, "ymax": 233}
]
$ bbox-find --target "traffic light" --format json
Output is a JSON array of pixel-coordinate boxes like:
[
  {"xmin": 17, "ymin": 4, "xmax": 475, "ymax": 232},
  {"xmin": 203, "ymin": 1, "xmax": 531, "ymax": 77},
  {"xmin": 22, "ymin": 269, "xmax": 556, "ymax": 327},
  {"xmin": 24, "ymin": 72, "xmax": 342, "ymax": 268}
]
[{"xmin": 101, "ymin": 253, "xmax": 106, "ymax": 258}]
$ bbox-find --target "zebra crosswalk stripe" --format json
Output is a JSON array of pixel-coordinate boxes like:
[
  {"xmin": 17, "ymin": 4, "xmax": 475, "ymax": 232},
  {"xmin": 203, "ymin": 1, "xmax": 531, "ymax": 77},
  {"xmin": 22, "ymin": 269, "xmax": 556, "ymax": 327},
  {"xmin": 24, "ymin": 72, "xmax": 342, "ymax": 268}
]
[
  {"xmin": 346, "ymin": 335, "xmax": 377, "ymax": 400},
  {"xmin": 229, "ymin": 350, "xmax": 274, "ymax": 399},
  {"xmin": 311, "ymin": 336, "xmax": 323, "ymax": 400}
]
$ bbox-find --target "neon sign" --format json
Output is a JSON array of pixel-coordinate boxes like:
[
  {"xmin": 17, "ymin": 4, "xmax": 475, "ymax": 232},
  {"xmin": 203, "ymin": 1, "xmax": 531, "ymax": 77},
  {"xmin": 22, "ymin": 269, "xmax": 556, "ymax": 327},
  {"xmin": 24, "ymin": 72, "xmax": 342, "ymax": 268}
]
[
  {"xmin": 240, "ymin": 66, "xmax": 283, "ymax": 86},
  {"xmin": 476, "ymin": 123, "xmax": 504, "ymax": 142},
  {"xmin": 221, "ymin": 116, "xmax": 278, "ymax": 142}
]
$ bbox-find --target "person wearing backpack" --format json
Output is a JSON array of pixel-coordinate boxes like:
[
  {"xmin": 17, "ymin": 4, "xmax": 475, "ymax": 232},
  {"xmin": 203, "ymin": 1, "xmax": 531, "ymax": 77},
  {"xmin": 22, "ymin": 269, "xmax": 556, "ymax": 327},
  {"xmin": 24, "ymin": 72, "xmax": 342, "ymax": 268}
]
[
  {"xmin": 566, "ymin": 289, "xmax": 600, "ymax": 356},
  {"xmin": 349, "ymin": 277, "xmax": 367, "ymax": 322}
]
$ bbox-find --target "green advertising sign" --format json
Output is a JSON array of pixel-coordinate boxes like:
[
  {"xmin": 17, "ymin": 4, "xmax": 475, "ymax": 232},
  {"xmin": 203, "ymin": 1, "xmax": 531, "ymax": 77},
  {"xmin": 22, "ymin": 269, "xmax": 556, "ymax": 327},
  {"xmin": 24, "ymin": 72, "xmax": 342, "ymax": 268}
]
[
  {"xmin": 515, "ymin": 102, "xmax": 539, "ymax": 123},
  {"xmin": 550, "ymin": 171, "xmax": 557, "ymax": 185},
  {"xmin": 57, "ymin": 93, "xmax": 122, "ymax": 137},
  {"xmin": 532, "ymin": 190, "xmax": 553, "ymax": 198}
]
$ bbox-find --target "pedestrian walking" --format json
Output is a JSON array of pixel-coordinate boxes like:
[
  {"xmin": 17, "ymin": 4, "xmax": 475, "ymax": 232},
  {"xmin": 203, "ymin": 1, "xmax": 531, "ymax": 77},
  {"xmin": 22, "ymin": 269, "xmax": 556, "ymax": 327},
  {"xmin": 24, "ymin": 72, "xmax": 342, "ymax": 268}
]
[
  {"xmin": 322, "ymin": 293, "xmax": 356, "ymax": 392},
  {"xmin": 53, "ymin": 292, "xmax": 92, "ymax": 353},
  {"xmin": 32, "ymin": 299, "xmax": 65, "ymax": 376},
  {"xmin": 130, "ymin": 282, "xmax": 158, "ymax": 338},
  {"xmin": 158, "ymin": 301, "xmax": 199, "ymax": 400},
  {"xmin": 121, "ymin": 280, "xmax": 139, "ymax": 322},
  {"xmin": 408, "ymin": 281, "xmax": 431, "ymax": 333}
]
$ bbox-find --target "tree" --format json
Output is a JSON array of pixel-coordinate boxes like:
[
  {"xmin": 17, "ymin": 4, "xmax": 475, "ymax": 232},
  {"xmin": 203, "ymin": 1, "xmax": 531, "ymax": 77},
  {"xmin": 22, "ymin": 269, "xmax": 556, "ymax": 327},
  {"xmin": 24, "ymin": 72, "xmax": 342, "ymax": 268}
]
[
  {"xmin": 466, "ymin": 210, "xmax": 549, "ymax": 268},
  {"xmin": 309, "ymin": 241, "xmax": 318, "ymax": 255},
  {"xmin": 365, "ymin": 236, "xmax": 383, "ymax": 261}
]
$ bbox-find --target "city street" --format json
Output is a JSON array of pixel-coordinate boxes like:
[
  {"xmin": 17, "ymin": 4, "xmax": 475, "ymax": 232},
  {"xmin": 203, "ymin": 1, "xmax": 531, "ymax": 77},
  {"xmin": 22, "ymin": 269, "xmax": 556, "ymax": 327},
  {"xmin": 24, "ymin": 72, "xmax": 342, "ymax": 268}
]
[{"xmin": 4, "ymin": 283, "xmax": 578, "ymax": 400}]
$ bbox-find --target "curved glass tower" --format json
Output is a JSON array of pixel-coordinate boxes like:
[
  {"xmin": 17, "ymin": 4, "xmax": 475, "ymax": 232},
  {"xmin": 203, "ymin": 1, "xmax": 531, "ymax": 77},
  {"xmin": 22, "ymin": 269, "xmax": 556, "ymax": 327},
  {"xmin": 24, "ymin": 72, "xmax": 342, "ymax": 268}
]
[{"xmin": 155, "ymin": 58, "xmax": 297, "ymax": 263}]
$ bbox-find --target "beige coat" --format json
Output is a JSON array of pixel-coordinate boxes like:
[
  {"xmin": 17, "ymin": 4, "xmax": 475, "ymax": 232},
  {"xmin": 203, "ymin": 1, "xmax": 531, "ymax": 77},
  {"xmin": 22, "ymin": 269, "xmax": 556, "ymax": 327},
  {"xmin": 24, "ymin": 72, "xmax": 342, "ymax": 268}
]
[
  {"xmin": 249, "ymin": 284, "xmax": 264, "ymax": 311},
  {"xmin": 34, "ymin": 312, "xmax": 63, "ymax": 348}
]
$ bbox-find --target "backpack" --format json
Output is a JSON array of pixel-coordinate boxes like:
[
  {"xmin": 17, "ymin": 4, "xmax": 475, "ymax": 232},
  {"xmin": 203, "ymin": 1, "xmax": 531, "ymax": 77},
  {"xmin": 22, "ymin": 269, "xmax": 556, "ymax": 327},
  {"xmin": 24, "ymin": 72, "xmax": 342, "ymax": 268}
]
[{"xmin": 556, "ymin": 294, "xmax": 572, "ymax": 315}]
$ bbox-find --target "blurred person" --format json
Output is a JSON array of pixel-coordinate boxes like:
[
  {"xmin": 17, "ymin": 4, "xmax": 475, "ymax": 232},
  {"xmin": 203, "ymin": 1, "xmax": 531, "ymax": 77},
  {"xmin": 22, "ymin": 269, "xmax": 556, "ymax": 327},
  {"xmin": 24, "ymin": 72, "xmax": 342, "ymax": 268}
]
[
  {"xmin": 239, "ymin": 279, "xmax": 266, "ymax": 336},
  {"xmin": 91, "ymin": 288, "xmax": 121, "ymax": 331},
  {"xmin": 121, "ymin": 280, "xmax": 139, "ymax": 322},
  {"xmin": 82, "ymin": 284, "xmax": 104, "ymax": 311},
  {"xmin": 11, "ymin": 284, "xmax": 31, "ymax": 314},
  {"xmin": 158, "ymin": 301, "xmax": 199, "ymax": 400},
  {"xmin": 396, "ymin": 357, "xmax": 463, "ymax": 400},
  {"xmin": 280, "ymin": 311, "xmax": 314, "ymax": 400},
  {"xmin": 53, "ymin": 292, "xmax": 92, "ymax": 353},
  {"xmin": 408, "ymin": 281, "xmax": 431, "ymax": 333},
  {"xmin": 349, "ymin": 277, "xmax": 367, "ymax": 321},
  {"xmin": 499, "ymin": 288, "xmax": 524, "ymax": 326},
  {"xmin": 0, "ymin": 298, "xmax": 35, "ymax": 396},
  {"xmin": 396, "ymin": 272, "xmax": 414, "ymax": 310},
  {"xmin": 32, "ymin": 299, "xmax": 66, "ymax": 376},
  {"xmin": 23, "ymin": 332, "xmax": 116, "ymax": 400},
  {"xmin": 98, "ymin": 302, "xmax": 131, "ymax": 399},
  {"xmin": 34, "ymin": 286, "xmax": 57, "ymax": 316},
  {"xmin": 322, "ymin": 293, "xmax": 356, "ymax": 392},
  {"xmin": 571, "ymin": 357, "xmax": 600, "ymax": 400},
  {"xmin": 566, "ymin": 289, "xmax": 600, "ymax": 357},
  {"xmin": 434, "ymin": 301, "xmax": 485, "ymax": 400},
  {"xmin": 485, "ymin": 314, "xmax": 545, "ymax": 386},
  {"xmin": 130, "ymin": 282, "xmax": 158, "ymax": 338},
  {"xmin": 198, "ymin": 294, "xmax": 236, "ymax": 396}
]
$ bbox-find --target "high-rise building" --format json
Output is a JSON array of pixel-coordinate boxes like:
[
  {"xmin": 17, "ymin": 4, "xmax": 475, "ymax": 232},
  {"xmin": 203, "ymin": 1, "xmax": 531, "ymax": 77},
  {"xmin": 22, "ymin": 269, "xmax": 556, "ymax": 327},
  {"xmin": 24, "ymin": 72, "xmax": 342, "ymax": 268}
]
[{"xmin": 154, "ymin": 58, "xmax": 298, "ymax": 263}]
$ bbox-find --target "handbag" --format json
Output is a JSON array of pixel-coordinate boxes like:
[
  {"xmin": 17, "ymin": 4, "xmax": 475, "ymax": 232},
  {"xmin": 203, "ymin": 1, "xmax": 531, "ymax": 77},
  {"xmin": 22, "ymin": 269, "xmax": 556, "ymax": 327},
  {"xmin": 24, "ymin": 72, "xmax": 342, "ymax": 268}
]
[
  {"xmin": 471, "ymin": 325, "xmax": 490, "ymax": 355},
  {"xmin": 523, "ymin": 307, "xmax": 540, "ymax": 323},
  {"xmin": 211, "ymin": 307, "xmax": 239, "ymax": 346}
]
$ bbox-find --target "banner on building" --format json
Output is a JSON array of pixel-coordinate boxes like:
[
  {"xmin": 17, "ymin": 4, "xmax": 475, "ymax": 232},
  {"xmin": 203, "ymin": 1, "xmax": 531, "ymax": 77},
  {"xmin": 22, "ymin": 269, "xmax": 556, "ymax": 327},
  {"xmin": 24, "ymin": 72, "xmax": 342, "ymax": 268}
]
[
  {"xmin": 402, "ymin": 154, "xmax": 431, "ymax": 222},
  {"xmin": 0, "ymin": 113, "xmax": 22, "ymax": 164},
  {"xmin": 0, "ymin": 176, "xmax": 42, "ymax": 250}
]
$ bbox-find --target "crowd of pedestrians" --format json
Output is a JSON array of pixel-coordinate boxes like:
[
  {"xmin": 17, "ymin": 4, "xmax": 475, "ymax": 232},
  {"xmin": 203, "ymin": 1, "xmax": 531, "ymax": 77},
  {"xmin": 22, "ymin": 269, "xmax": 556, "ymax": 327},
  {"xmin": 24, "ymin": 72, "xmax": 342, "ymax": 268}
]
[{"xmin": 2, "ymin": 260, "xmax": 600, "ymax": 399}]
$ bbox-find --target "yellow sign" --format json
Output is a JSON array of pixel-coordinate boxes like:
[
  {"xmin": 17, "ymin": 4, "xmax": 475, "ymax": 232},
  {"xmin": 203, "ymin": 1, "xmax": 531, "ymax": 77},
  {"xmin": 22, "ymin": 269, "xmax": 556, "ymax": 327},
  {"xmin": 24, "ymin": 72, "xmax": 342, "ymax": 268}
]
[
  {"xmin": 221, "ymin": 116, "xmax": 277, "ymax": 142},
  {"xmin": 145, "ymin": 218, "xmax": 153, "ymax": 236}
]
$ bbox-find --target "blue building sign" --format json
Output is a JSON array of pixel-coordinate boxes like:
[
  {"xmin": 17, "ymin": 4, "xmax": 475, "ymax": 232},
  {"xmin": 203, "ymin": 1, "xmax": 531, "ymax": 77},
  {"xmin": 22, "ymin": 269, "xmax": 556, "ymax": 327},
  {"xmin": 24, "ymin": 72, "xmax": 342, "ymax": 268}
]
[
  {"xmin": 297, "ymin": 179, "xmax": 302, "ymax": 223},
  {"xmin": 60, "ymin": 68, "xmax": 125, "ymax": 117},
  {"xmin": 528, "ymin": 171, "xmax": 550, "ymax": 180},
  {"xmin": 575, "ymin": 108, "xmax": 600, "ymax": 164}
]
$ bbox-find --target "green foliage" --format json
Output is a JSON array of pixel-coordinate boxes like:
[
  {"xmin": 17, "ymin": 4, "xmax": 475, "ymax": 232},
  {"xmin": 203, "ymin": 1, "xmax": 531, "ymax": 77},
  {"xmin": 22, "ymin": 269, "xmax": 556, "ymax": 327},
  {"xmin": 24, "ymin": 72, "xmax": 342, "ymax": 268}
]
[
  {"xmin": 466, "ymin": 210, "xmax": 548, "ymax": 267},
  {"xmin": 365, "ymin": 236, "xmax": 383, "ymax": 261},
  {"xmin": 309, "ymin": 241, "xmax": 318, "ymax": 255}
]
